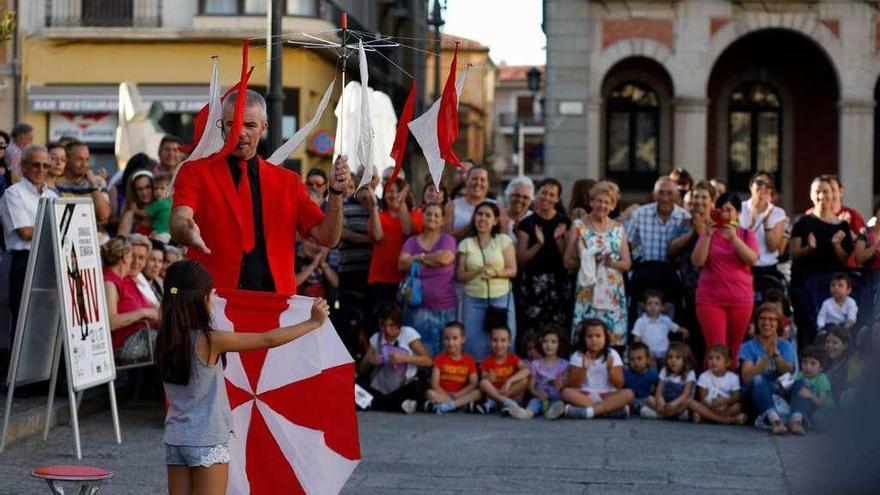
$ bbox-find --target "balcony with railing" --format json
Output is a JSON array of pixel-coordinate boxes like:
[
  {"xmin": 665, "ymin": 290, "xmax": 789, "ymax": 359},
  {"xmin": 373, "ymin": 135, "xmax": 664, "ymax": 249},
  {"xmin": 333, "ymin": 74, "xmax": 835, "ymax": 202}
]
[
  {"xmin": 497, "ymin": 111, "xmax": 544, "ymax": 128},
  {"xmin": 45, "ymin": 0, "xmax": 162, "ymax": 28}
]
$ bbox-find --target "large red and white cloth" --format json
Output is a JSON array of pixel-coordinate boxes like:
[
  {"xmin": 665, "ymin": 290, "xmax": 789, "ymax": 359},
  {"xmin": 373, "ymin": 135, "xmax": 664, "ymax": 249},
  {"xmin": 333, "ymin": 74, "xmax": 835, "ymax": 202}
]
[{"xmin": 211, "ymin": 289, "xmax": 360, "ymax": 495}]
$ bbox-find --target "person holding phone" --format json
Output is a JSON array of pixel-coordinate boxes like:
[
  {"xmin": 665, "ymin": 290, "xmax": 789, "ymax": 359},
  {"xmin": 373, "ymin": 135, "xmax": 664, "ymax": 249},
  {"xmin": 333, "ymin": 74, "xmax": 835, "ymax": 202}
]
[{"xmin": 692, "ymin": 192, "xmax": 759, "ymax": 370}]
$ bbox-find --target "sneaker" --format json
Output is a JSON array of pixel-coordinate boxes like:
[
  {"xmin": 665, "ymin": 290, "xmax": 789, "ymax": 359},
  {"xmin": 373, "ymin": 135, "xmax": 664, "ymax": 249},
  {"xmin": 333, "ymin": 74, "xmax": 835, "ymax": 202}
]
[
  {"xmin": 475, "ymin": 399, "xmax": 494, "ymax": 415},
  {"xmin": 504, "ymin": 404, "xmax": 534, "ymax": 420},
  {"xmin": 423, "ymin": 401, "xmax": 436, "ymax": 414},
  {"xmin": 691, "ymin": 411, "xmax": 702, "ymax": 424},
  {"xmin": 789, "ymin": 420, "xmax": 806, "ymax": 435},
  {"xmin": 677, "ymin": 410, "xmax": 690, "ymax": 422},
  {"xmin": 545, "ymin": 401, "xmax": 565, "ymax": 420},
  {"xmin": 754, "ymin": 413, "xmax": 772, "ymax": 431},
  {"xmin": 401, "ymin": 399, "xmax": 417, "ymax": 415},
  {"xmin": 640, "ymin": 407, "xmax": 658, "ymax": 419}
]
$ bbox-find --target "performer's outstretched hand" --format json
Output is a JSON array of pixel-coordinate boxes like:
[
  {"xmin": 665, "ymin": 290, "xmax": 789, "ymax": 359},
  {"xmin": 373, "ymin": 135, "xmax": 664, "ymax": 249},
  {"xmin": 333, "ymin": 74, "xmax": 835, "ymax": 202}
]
[
  {"xmin": 186, "ymin": 217, "xmax": 212, "ymax": 254},
  {"xmin": 309, "ymin": 297, "xmax": 330, "ymax": 326},
  {"xmin": 329, "ymin": 155, "xmax": 350, "ymax": 193}
]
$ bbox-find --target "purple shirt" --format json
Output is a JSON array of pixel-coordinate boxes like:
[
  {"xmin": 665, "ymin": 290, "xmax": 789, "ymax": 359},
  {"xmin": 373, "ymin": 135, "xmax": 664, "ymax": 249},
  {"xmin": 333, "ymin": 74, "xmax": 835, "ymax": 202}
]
[
  {"xmin": 402, "ymin": 234, "xmax": 457, "ymax": 310},
  {"xmin": 529, "ymin": 358, "xmax": 569, "ymax": 399}
]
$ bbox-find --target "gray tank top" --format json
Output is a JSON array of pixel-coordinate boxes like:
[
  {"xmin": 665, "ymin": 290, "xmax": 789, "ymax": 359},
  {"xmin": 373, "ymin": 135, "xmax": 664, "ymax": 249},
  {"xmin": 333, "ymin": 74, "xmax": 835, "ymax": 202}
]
[
  {"xmin": 163, "ymin": 331, "xmax": 234, "ymax": 446},
  {"xmin": 453, "ymin": 196, "xmax": 497, "ymax": 232}
]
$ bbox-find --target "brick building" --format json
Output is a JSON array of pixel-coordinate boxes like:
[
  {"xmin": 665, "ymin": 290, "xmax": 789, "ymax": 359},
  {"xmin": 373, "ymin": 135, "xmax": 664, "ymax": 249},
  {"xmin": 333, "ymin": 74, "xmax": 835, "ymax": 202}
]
[{"xmin": 544, "ymin": 0, "xmax": 880, "ymax": 213}]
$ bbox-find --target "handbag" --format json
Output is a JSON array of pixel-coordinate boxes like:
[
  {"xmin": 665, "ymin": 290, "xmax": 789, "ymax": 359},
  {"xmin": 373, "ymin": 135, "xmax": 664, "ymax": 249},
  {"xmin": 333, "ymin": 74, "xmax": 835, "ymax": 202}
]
[
  {"xmin": 398, "ymin": 259, "xmax": 423, "ymax": 307},
  {"xmin": 479, "ymin": 237, "xmax": 510, "ymax": 333}
]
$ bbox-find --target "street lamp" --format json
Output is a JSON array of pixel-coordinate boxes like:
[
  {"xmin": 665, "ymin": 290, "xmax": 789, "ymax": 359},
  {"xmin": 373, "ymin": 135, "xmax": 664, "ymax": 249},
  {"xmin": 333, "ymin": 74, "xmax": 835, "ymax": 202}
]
[
  {"xmin": 515, "ymin": 67, "xmax": 542, "ymax": 176},
  {"xmin": 428, "ymin": 0, "xmax": 446, "ymax": 101}
]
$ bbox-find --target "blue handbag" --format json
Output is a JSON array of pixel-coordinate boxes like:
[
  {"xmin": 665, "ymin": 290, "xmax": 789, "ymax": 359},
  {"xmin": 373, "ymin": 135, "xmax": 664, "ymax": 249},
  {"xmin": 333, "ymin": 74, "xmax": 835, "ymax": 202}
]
[{"xmin": 398, "ymin": 259, "xmax": 423, "ymax": 307}]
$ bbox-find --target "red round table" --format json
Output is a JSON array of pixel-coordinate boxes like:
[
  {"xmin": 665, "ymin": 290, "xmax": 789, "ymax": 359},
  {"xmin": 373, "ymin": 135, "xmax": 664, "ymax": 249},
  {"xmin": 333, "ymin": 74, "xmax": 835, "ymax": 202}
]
[{"xmin": 30, "ymin": 465, "xmax": 113, "ymax": 495}]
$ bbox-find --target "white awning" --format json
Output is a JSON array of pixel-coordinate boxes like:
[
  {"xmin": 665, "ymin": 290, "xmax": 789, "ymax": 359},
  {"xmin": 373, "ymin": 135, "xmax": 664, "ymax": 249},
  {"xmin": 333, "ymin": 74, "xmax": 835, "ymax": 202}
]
[{"xmin": 27, "ymin": 84, "xmax": 211, "ymax": 113}]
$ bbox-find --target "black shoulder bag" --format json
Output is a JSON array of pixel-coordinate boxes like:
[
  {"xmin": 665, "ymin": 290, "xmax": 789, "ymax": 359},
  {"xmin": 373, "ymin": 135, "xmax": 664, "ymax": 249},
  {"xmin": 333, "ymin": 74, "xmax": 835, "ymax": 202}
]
[{"xmin": 479, "ymin": 236, "xmax": 510, "ymax": 333}]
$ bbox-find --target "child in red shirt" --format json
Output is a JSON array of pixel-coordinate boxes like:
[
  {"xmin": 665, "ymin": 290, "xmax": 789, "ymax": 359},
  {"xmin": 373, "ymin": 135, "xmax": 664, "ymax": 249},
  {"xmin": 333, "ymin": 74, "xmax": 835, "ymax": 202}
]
[
  {"xmin": 426, "ymin": 322, "xmax": 480, "ymax": 413},
  {"xmin": 478, "ymin": 326, "xmax": 531, "ymax": 418}
]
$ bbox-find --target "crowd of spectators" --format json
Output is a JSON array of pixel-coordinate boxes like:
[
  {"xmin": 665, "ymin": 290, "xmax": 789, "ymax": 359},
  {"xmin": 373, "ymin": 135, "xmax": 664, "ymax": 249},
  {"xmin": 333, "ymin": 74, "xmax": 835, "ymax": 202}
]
[{"xmin": 1, "ymin": 120, "xmax": 879, "ymax": 435}]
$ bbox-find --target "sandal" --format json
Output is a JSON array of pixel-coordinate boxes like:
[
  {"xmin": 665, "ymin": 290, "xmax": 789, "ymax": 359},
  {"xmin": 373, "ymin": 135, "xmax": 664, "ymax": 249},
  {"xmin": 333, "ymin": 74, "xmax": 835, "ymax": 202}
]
[
  {"xmin": 788, "ymin": 420, "xmax": 806, "ymax": 435},
  {"xmin": 771, "ymin": 421, "xmax": 788, "ymax": 435},
  {"xmin": 691, "ymin": 411, "xmax": 701, "ymax": 424},
  {"xmin": 729, "ymin": 413, "xmax": 747, "ymax": 426}
]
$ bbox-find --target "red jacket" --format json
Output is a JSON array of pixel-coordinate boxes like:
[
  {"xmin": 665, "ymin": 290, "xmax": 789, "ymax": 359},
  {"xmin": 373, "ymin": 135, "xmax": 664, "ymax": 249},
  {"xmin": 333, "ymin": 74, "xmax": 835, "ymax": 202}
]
[{"xmin": 173, "ymin": 155, "xmax": 323, "ymax": 295}]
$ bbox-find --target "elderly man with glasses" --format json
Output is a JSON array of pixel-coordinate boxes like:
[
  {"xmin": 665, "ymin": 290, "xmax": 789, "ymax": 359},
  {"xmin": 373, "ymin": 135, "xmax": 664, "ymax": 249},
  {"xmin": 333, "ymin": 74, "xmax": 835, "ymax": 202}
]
[{"xmin": 0, "ymin": 145, "xmax": 58, "ymax": 327}]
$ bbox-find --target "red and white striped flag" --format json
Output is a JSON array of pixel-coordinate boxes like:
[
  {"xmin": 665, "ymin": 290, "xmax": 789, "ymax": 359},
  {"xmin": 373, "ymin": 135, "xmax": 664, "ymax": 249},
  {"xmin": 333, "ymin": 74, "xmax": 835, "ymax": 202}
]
[{"xmin": 211, "ymin": 289, "xmax": 361, "ymax": 495}]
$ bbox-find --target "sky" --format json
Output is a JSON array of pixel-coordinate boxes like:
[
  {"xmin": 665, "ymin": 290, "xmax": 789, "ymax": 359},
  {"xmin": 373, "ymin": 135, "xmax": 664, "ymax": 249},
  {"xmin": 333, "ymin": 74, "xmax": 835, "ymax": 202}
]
[{"xmin": 441, "ymin": 0, "xmax": 546, "ymax": 67}]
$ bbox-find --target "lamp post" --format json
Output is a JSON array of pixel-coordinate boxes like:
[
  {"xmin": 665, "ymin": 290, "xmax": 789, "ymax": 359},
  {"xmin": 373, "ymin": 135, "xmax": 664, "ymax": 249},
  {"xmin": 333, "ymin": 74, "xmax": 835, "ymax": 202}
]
[
  {"xmin": 266, "ymin": 0, "xmax": 285, "ymax": 153},
  {"xmin": 515, "ymin": 67, "xmax": 542, "ymax": 177},
  {"xmin": 428, "ymin": 0, "xmax": 445, "ymax": 101}
]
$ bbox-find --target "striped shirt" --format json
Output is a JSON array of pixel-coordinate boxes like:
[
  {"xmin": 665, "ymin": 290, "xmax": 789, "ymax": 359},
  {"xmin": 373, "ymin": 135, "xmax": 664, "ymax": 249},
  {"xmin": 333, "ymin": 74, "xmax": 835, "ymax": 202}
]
[
  {"xmin": 338, "ymin": 196, "xmax": 373, "ymax": 273},
  {"xmin": 626, "ymin": 203, "xmax": 691, "ymax": 262}
]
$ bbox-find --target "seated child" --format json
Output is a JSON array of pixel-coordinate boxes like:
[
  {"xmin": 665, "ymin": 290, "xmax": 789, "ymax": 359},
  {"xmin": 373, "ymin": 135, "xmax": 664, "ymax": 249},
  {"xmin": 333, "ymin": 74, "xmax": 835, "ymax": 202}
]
[
  {"xmin": 641, "ymin": 342, "xmax": 696, "ymax": 421},
  {"xmin": 687, "ymin": 344, "xmax": 746, "ymax": 425},
  {"xmin": 787, "ymin": 346, "xmax": 833, "ymax": 435},
  {"xmin": 632, "ymin": 290, "xmax": 689, "ymax": 363},
  {"xmin": 146, "ymin": 172, "xmax": 173, "ymax": 243},
  {"xmin": 478, "ymin": 326, "xmax": 531, "ymax": 419},
  {"xmin": 559, "ymin": 319, "xmax": 634, "ymax": 419},
  {"xmin": 425, "ymin": 322, "xmax": 481, "ymax": 414},
  {"xmin": 525, "ymin": 325, "xmax": 569, "ymax": 419},
  {"xmin": 357, "ymin": 301, "xmax": 433, "ymax": 414},
  {"xmin": 816, "ymin": 273, "xmax": 858, "ymax": 331},
  {"xmin": 624, "ymin": 342, "xmax": 658, "ymax": 414}
]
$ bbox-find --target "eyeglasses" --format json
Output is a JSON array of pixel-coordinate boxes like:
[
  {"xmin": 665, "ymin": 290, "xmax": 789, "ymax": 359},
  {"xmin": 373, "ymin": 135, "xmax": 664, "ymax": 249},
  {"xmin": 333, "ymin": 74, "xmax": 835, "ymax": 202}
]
[
  {"xmin": 509, "ymin": 193, "xmax": 531, "ymax": 201},
  {"xmin": 307, "ymin": 180, "xmax": 326, "ymax": 188},
  {"xmin": 28, "ymin": 162, "xmax": 52, "ymax": 169}
]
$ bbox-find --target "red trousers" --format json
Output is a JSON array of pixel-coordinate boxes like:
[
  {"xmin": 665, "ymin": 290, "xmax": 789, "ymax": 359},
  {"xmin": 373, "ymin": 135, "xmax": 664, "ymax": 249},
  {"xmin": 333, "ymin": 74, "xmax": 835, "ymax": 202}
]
[{"xmin": 696, "ymin": 302, "xmax": 753, "ymax": 370}]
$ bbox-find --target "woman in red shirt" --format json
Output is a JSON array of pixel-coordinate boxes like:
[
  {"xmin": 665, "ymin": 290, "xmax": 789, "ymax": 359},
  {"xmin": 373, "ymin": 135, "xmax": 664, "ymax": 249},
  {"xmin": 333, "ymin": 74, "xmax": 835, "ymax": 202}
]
[
  {"xmin": 102, "ymin": 237, "xmax": 159, "ymax": 361},
  {"xmin": 366, "ymin": 178, "xmax": 422, "ymax": 328}
]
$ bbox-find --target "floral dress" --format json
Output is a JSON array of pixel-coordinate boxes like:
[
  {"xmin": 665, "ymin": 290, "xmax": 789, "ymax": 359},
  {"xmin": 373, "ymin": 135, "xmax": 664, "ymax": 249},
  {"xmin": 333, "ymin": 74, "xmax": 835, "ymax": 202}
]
[{"xmin": 571, "ymin": 220, "xmax": 628, "ymax": 345}]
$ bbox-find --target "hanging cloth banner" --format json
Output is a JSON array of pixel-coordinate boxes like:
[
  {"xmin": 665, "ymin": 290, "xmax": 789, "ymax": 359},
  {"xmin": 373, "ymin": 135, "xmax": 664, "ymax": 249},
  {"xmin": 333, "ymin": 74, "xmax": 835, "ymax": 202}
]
[{"xmin": 267, "ymin": 78, "xmax": 336, "ymax": 166}]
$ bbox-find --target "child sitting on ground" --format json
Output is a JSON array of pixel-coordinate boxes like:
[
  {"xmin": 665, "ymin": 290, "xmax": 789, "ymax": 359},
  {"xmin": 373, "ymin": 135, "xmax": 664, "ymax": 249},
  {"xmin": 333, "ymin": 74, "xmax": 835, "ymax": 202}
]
[
  {"xmin": 357, "ymin": 301, "xmax": 433, "ymax": 414},
  {"xmin": 425, "ymin": 322, "xmax": 481, "ymax": 414},
  {"xmin": 787, "ymin": 346, "xmax": 832, "ymax": 435},
  {"xmin": 624, "ymin": 342, "xmax": 658, "ymax": 415},
  {"xmin": 816, "ymin": 272, "xmax": 858, "ymax": 331},
  {"xmin": 632, "ymin": 290, "xmax": 689, "ymax": 363},
  {"xmin": 525, "ymin": 325, "xmax": 569, "ymax": 419},
  {"xmin": 688, "ymin": 344, "xmax": 746, "ymax": 425},
  {"xmin": 641, "ymin": 342, "xmax": 696, "ymax": 421},
  {"xmin": 559, "ymin": 319, "xmax": 635, "ymax": 419},
  {"xmin": 478, "ymin": 326, "xmax": 531, "ymax": 419}
]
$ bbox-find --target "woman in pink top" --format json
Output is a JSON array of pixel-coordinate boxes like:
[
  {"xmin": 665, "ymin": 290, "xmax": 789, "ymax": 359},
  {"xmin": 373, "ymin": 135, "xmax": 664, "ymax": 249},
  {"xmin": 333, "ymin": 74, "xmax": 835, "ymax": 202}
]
[
  {"xmin": 102, "ymin": 237, "xmax": 159, "ymax": 354},
  {"xmin": 692, "ymin": 192, "xmax": 759, "ymax": 369}
]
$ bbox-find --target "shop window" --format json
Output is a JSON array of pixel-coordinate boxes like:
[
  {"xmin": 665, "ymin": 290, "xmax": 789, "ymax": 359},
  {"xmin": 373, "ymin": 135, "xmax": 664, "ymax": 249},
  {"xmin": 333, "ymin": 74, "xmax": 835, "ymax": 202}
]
[
  {"xmin": 605, "ymin": 81, "xmax": 660, "ymax": 184},
  {"xmin": 728, "ymin": 81, "xmax": 781, "ymax": 191}
]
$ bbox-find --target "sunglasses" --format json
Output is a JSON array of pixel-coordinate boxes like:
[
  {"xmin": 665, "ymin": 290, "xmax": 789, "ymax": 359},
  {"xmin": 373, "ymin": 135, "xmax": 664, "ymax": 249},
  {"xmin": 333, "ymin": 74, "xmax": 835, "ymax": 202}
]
[{"xmin": 307, "ymin": 180, "xmax": 326, "ymax": 187}]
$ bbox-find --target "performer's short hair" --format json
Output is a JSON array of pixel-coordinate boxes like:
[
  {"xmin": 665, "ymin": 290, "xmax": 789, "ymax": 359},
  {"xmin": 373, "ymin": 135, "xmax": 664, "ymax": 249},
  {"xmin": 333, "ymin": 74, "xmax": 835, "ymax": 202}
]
[{"xmin": 223, "ymin": 89, "xmax": 267, "ymax": 121}]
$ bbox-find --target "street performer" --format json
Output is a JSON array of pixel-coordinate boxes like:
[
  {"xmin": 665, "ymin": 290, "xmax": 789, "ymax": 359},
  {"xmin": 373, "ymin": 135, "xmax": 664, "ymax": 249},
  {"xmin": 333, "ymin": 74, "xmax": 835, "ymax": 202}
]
[{"xmin": 170, "ymin": 89, "xmax": 348, "ymax": 293}]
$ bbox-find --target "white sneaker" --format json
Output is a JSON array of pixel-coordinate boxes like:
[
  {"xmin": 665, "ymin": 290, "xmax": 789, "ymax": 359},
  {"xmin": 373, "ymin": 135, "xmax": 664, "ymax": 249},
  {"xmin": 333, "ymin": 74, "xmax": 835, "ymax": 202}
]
[
  {"xmin": 640, "ymin": 407, "xmax": 658, "ymax": 419},
  {"xmin": 677, "ymin": 410, "xmax": 690, "ymax": 422},
  {"xmin": 545, "ymin": 401, "xmax": 565, "ymax": 420},
  {"xmin": 401, "ymin": 399, "xmax": 417, "ymax": 415},
  {"xmin": 504, "ymin": 404, "xmax": 534, "ymax": 420}
]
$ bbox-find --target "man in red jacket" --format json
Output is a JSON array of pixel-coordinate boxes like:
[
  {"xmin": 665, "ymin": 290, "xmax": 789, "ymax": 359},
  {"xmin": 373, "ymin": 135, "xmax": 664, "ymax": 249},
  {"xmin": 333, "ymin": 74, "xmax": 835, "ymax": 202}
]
[{"xmin": 170, "ymin": 89, "xmax": 348, "ymax": 294}]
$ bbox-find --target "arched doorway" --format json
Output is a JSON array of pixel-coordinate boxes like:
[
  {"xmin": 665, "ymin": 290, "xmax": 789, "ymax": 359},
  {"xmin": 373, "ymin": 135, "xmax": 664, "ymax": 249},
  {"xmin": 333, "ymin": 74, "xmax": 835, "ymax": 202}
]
[
  {"xmin": 601, "ymin": 57, "xmax": 674, "ymax": 191},
  {"xmin": 707, "ymin": 29, "xmax": 839, "ymax": 212}
]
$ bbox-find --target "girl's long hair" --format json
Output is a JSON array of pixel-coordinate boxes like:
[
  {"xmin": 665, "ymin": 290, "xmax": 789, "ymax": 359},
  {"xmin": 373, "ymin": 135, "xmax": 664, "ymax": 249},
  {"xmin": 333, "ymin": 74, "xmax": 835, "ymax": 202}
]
[
  {"xmin": 573, "ymin": 318, "xmax": 611, "ymax": 362},
  {"xmin": 538, "ymin": 324, "xmax": 566, "ymax": 359},
  {"xmin": 156, "ymin": 260, "xmax": 214, "ymax": 385},
  {"xmin": 466, "ymin": 201, "xmax": 501, "ymax": 239}
]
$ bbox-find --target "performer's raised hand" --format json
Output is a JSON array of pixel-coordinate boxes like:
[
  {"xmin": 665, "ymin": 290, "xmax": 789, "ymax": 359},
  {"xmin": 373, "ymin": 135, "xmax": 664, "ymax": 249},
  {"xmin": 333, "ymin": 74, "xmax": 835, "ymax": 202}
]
[
  {"xmin": 186, "ymin": 217, "xmax": 212, "ymax": 254},
  {"xmin": 329, "ymin": 155, "xmax": 350, "ymax": 194}
]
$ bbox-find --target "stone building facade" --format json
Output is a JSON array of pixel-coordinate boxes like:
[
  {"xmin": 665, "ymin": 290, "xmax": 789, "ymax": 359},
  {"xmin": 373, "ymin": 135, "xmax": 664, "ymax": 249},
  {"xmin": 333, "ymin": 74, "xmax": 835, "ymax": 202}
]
[{"xmin": 544, "ymin": 0, "xmax": 880, "ymax": 213}]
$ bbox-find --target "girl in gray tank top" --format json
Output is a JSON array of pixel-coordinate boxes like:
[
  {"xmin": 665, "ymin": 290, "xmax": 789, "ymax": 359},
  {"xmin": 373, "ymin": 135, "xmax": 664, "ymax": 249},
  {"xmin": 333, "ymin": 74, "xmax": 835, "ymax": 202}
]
[{"xmin": 157, "ymin": 260, "xmax": 330, "ymax": 491}]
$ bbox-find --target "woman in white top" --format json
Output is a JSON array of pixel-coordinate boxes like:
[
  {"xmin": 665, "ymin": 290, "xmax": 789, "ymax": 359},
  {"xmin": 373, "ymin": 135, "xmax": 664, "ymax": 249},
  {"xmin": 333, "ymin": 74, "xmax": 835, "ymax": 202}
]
[
  {"xmin": 446, "ymin": 167, "xmax": 505, "ymax": 241},
  {"xmin": 503, "ymin": 175, "xmax": 534, "ymax": 241},
  {"xmin": 739, "ymin": 171, "xmax": 787, "ymax": 280}
]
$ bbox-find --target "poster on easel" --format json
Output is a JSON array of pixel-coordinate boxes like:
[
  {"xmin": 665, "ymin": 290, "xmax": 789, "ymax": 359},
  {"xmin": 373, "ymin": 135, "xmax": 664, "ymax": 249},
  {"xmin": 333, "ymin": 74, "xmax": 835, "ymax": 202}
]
[{"xmin": 1, "ymin": 198, "xmax": 121, "ymax": 459}]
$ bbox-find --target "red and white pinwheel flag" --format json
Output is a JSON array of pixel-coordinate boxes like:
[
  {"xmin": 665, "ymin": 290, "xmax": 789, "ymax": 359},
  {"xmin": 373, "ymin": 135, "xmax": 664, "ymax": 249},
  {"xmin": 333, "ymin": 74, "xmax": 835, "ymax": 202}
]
[
  {"xmin": 211, "ymin": 289, "xmax": 361, "ymax": 495},
  {"xmin": 408, "ymin": 44, "xmax": 470, "ymax": 190}
]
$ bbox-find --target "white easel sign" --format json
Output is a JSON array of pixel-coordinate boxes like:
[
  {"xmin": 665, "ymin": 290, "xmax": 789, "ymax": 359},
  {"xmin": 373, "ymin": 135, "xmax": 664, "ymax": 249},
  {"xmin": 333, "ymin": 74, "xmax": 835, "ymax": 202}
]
[{"xmin": 1, "ymin": 198, "xmax": 121, "ymax": 459}]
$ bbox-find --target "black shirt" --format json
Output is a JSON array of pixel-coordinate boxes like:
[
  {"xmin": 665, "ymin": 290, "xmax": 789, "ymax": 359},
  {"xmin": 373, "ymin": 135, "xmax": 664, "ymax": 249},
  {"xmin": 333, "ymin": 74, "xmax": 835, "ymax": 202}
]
[
  {"xmin": 227, "ymin": 154, "xmax": 275, "ymax": 292},
  {"xmin": 790, "ymin": 214, "xmax": 853, "ymax": 284},
  {"xmin": 516, "ymin": 211, "xmax": 572, "ymax": 276}
]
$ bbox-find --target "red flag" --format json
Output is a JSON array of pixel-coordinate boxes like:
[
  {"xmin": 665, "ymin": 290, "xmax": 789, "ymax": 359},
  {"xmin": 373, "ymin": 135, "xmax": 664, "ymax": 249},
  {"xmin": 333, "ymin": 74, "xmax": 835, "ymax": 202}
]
[
  {"xmin": 386, "ymin": 79, "xmax": 416, "ymax": 192},
  {"xmin": 437, "ymin": 42, "xmax": 462, "ymax": 167},
  {"xmin": 181, "ymin": 65, "xmax": 255, "ymax": 154}
]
